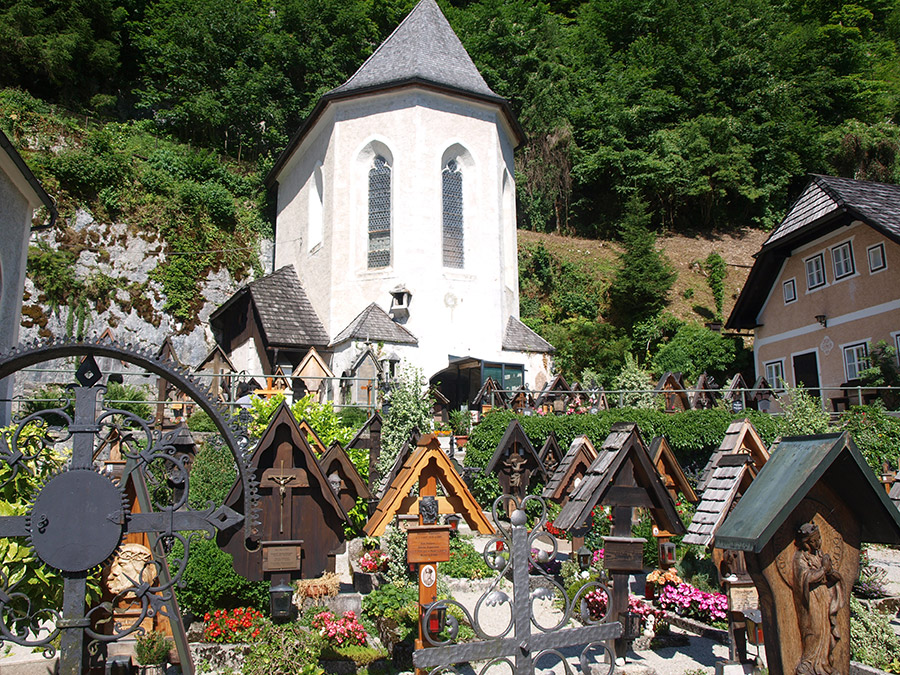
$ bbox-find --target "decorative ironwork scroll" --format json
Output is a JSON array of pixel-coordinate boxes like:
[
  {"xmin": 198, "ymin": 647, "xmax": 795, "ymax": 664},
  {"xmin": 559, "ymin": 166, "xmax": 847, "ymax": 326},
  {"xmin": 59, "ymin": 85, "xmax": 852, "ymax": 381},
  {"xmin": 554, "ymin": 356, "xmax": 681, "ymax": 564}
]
[
  {"xmin": 0, "ymin": 337, "xmax": 260, "ymax": 675},
  {"xmin": 414, "ymin": 495, "xmax": 623, "ymax": 675}
]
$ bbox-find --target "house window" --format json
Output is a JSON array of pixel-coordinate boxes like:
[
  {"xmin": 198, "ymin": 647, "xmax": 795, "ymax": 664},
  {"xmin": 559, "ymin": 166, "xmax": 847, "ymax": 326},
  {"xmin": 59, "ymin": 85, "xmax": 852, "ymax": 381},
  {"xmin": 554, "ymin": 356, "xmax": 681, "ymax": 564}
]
[
  {"xmin": 843, "ymin": 342, "xmax": 869, "ymax": 381},
  {"xmin": 831, "ymin": 241, "xmax": 854, "ymax": 279},
  {"xmin": 308, "ymin": 165, "xmax": 324, "ymax": 252},
  {"xmin": 868, "ymin": 242, "xmax": 886, "ymax": 273},
  {"xmin": 805, "ymin": 253, "xmax": 826, "ymax": 290},
  {"xmin": 442, "ymin": 159, "xmax": 464, "ymax": 268},
  {"xmin": 764, "ymin": 360, "xmax": 785, "ymax": 390},
  {"xmin": 783, "ymin": 278, "xmax": 797, "ymax": 304},
  {"xmin": 368, "ymin": 156, "xmax": 391, "ymax": 268}
]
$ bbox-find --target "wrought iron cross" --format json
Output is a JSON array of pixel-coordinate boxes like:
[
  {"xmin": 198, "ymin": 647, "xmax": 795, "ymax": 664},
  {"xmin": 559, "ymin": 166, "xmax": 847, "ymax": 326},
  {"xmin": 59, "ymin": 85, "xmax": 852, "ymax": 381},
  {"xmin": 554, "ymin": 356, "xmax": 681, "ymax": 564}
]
[
  {"xmin": 0, "ymin": 340, "xmax": 257, "ymax": 675},
  {"xmin": 413, "ymin": 497, "xmax": 622, "ymax": 675}
]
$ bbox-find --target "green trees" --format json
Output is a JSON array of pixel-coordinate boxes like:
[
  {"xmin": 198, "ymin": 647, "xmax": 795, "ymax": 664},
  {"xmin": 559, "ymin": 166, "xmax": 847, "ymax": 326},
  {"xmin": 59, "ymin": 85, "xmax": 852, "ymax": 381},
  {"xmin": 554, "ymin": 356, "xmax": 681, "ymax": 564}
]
[{"xmin": 607, "ymin": 195, "xmax": 676, "ymax": 330}]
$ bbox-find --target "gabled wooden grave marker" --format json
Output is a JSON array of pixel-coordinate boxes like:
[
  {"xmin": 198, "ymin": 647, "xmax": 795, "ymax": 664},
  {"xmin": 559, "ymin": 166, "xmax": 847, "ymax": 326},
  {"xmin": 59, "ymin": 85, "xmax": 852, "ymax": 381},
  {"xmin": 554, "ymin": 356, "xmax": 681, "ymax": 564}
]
[
  {"xmin": 319, "ymin": 441, "xmax": 372, "ymax": 513},
  {"xmin": 218, "ymin": 402, "xmax": 349, "ymax": 582},
  {"xmin": 471, "ymin": 377, "xmax": 506, "ymax": 416},
  {"xmin": 654, "ymin": 372, "xmax": 690, "ymax": 412},
  {"xmin": 347, "ymin": 411, "xmax": 383, "ymax": 493},
  {"xmin": 555, "ymin": 422, "xmax": 685, "ymax": 660},
  {"xmin": 377, "ymin": 425, "xmax": 421, "ymax": 499},
  {"xmin": 716, "ymin": 433, "xmax": 900, "ymax": 675},
  {"xmin": 536, "ymin": 373, "xmax": 573, "ymax": 414},
  {"xmin": 292, "ymin": 346, "xmax": 333, "ymax": 402},
  {"xmin": 697, "ymin": 418, "xmax": 769, "ymax": 494},
  {"xmin": 538, "ymin": 430, "xmax": 564, "ymax": 476},
  {"xmin": 542, "ymin": 435, "xmax": 598, "ymax": 509},
  {"xmin": 195, "ymin": 344, "xmax": 236, "ymax": 402},
  {"xmin": 298, "ymin": 418, "xmax": 327, "ymax": 455},
  {"xmin": 648, "ymin": 436, "xmax": 698, "ymax": 504},
  {"xmin": 484, "ymin": 419, "xmax": 547, "ymax": 513}
]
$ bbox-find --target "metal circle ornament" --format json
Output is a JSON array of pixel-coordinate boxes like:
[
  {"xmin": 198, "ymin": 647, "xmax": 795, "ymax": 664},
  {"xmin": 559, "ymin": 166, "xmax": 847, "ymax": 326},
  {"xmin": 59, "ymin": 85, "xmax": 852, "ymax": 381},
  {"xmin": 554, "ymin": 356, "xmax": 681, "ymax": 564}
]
[
  {"xmin": 420, "ymin": 564, "xmax": 437, "ymax": 588},
  {"xmin": 28, "ymin": 469, "xmax": 126, "ymax": 573}
]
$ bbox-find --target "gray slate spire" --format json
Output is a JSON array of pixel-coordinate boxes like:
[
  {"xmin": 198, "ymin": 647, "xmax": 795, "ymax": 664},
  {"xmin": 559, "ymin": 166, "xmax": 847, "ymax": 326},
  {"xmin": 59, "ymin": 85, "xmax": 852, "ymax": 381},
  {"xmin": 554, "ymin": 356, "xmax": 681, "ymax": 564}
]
[{"xmin": 329, "ymin": 0, "xmax": 500, "ymax": 101}]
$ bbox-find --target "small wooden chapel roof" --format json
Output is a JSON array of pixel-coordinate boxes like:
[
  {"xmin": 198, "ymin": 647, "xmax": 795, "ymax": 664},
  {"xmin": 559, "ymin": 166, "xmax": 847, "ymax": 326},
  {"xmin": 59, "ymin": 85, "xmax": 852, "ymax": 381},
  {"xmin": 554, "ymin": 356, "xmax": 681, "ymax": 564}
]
[
  {"xmin": 542, "ymin": 435, "xmax": 598, "ymax": 503},
  {"xmin": 484, "ymin": 419, "xmax": 547, "ymax": 481},
  {"xmin": 292, "ymin": 346, "xmax": 334, "ymax": 391},
  {"xmin": 554, "ymin": 423, "xmax": 685, "ymax": 535},
  {"xmin": 716, "ymin": 433, "xmax": 900, "ymax": 552},
  {"xmin": 538, "ymin": 431, "xmax": 564, "ymax": 474},
  {"xmin": 654, "ymin": 372, "xmax": 690, "ymax": 410},
  {"xmin": 472, "ymin": 377, "xmax": 507, "ymax": 408},
  {"xmin": 683, "ymin": 454, "xmax": 757, "ymax": 547},
  {"xmin": 364, "ymin": 433, "xmax": 494, "ymax": 536},
  {"xmin": 347, "ymin": 410, "xmax": 383, "ymax": 449},
  {"xmin": 320, "ymin": 441, "xmax": 373, "ymax": 503},
  {"xmin": 648, "ymin": 436, "xmax": 698, "ymax": 503},
  {"xmin": 535, "ymin": 374, "xmax": 572, "ymax": 406},
  {"xmin": 297, "ymin": 418, "xmax": 328, "ymax": 455},
  {"xmin": 697, "ymin": 418, "xmax": 769, "ymax": 493},
  {"xmin": 195, "ymin": 344, "xmax": 236, "ymax": 373}
]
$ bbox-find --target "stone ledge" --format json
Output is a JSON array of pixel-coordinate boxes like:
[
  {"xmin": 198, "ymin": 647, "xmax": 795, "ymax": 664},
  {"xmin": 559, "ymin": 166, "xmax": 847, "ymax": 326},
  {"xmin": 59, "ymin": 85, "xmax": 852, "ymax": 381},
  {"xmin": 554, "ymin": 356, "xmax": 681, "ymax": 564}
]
[
  {"xmin": 851, "ymin": 660, "xmax": 896, "ymax": 675},
  {"xmin": 662, "ymin": 612, "xmax": 729, "ymax": 644}
]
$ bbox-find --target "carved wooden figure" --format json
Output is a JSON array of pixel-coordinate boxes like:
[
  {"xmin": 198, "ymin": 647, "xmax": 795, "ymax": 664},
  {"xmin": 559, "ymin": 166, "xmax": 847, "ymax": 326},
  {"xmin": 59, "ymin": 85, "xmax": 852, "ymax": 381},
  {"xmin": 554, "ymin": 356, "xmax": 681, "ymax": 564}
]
[
  {"xmin": 716, "ymin": 433, "xmax": 900, "ymax": 675},
  {"xmin": 218, "ymin": 402, "xmax": 349, "ymax": 580},
  {"xmin": 484, "ymin": 420, "xmax": 547, "ymax": 507},
  {"xmin": 538, "ymin": 431, "xmax": 564, "ymax": 476},
  {"xmin": 319, "ymin": 441, "xmax": 373, "ymax": 513}
]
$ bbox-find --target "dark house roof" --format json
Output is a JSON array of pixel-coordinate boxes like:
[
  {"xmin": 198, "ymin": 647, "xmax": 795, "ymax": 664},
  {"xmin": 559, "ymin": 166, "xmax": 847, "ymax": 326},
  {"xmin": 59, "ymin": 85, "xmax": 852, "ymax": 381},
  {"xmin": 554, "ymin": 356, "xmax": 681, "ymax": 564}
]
[
  {"xmin": 503, "ymin": 317, "xmax": 555, "ymax": 353},
  {"xmin": 728, "ymin": 174, "xmax": 900, "ymax": 330},
  {"xmin": 716, "ymin": 433, "xmax": 900, "ymax": 551},
  {"xmin": 0, "ymin": 129, "xmax": 56, "ymax": 228},
  {"xmin": 210, "ymin": 265, "xmax": 329, "ymax": 349},
  {"xmin": 331, "ymin": 303, "xmax": 418, "ymax": 347},
  {"xmin": 265, "ymin": 0, "xmax": 523, "ymax": 189}
]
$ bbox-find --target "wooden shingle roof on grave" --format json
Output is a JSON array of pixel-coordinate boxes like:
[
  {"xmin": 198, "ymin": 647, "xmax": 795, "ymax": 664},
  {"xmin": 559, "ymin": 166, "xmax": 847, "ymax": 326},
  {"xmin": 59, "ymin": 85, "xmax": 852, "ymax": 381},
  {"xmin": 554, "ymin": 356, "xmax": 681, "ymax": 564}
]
[
  {"xmin": 722, "ymin": 374, "xmax": 749, "ymax": 405},
  {"xmin": 210, "ymin": 265, "xmax": 329, "ymax": 349},
  {"xmin": 691, "ymin": 373, "xmax": 719, "ymax": 410},
  {"xmin": 348, "ymin": 411, "xmax": 383, "ymax": 451},
  {"xmin": 377, "ymin": 426, "xmax": 422, "ymax": 499},
  {"xmin": 364, "ymin": 433, "xmax": 494, "ymax": 536},
  {"xmin": 196, "ymin": 343, "xmax": 236, "ymax": 374},
  {"xmin": 484, "ymin": 418, "xmax": 548, "ymax": 483},
  {"xmin": 320, "ymin": 441, "xmax": 373, "ymax": 513},
  {"xmin": 472, "ymin": 377, "xmax": 507, "ymax": 409},
  {"xmin": 218, "ymin": 402, "xmax": 349, "ymax": 580},
  {"xmin": 554, "ymin": 423, "xmax": 685, "ymax": 535},
  {"xmin": 542, "ymin": 435, "xmax": 599, "ymax": 506},
  {"xmin": 292, "ymin": 347, "xmax": 334, "ymax": 392},
  {"xmin": 890, "ymin": 473, "xmax": 900, "ymax": 510},
  {"xmin": 535, "ymin": 374, "xmax": 572, "ymax": 407},
  {"xmin": 538, "ymin": 431, "xmax": 564, "ymax": 476},
  {"xmin": 298, "ymin": 419, "xmax": 327, "ymax": 456},
  {"xmin": 649, "ymin": 436, "xmax": 698, "ymax": 503},
  {"xmin": 697, "ymin": 418, "xmax": 770, "ymax": 494},
  {"xmin": 716, "ymin": 433, "xmax": 900, "ymax": 552},
  {"xmin": 156, "ymin": 336, "xmax": 182, "ymax": 367},
  {"xmin": 655, "ymin": 372, "xmax": 691, "ymax": 411},
  {"xmin": 683, "ymin": 454, "xmax": 757, "ymax": 547},
  {"xmin": 748, "ymin": 376, "xmax": 775, "ymax": 404}
]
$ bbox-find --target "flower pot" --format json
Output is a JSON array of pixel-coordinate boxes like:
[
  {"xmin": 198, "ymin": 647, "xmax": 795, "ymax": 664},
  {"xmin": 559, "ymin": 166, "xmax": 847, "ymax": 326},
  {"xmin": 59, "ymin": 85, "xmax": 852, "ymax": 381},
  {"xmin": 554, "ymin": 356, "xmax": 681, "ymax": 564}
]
[{"xmin": 454, "ymin": 435, "xmax": 468, "ymax": 449}]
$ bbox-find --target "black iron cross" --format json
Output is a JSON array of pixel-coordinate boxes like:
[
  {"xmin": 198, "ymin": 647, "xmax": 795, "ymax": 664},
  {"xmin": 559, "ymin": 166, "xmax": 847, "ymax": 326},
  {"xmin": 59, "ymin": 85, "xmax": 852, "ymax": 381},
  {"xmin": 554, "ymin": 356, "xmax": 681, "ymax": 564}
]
[
  {"xmin": 413, "ymin": 502, "xmax": 622, "ymax": 675},
  {"xmin": 0, "ymin": 385, "xmax": 243, "ymax": 675}
]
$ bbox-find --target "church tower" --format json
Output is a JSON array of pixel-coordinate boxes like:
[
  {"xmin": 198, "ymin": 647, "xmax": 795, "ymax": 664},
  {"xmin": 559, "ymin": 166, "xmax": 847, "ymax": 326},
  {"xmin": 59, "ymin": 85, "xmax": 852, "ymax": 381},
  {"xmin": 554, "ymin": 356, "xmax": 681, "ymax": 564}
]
[{"xmin": 264, "ymin": 0, "xmax": 553, "ymax": 403}]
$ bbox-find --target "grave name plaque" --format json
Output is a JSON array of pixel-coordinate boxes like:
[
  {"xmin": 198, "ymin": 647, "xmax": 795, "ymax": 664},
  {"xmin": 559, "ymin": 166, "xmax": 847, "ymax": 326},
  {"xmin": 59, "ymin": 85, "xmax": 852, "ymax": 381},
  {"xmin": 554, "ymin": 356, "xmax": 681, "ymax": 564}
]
[
  {"xmin": 262, "ymin": 541, "xmax": 303, "ymax": 572},
  {"xmin": 603, "ymin": 536, "xmax": 646, "ymax": 573},
  {"xmin": 407, "ymin": 525, "xmax": 451, "ymax": 564}
]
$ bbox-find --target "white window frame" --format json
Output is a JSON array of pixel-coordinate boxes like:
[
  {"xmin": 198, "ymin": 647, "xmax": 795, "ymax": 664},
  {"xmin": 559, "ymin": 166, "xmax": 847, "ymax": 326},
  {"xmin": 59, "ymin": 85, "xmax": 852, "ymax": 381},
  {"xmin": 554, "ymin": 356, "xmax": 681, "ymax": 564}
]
[
  {"xmin": 867, "ymin": 242, "xmax": 886, "ymax": 273},
  {"xmin": 842, "ymin": 341, "xmax": 870, "ymax": 381},
  {"xmin": 831, "ymin": 241, "xmax": 855, "ymax": 280},
  {"xmin": 782, "ymin": 278, "xmax": 797, "ymax": 304},
  {"xmin": 764, "ymin": 359, "xmax": 785, "ymax": 391},
  {"xmin": 805, "ymin": 252, "xmax": 826, "ymax": 290}
]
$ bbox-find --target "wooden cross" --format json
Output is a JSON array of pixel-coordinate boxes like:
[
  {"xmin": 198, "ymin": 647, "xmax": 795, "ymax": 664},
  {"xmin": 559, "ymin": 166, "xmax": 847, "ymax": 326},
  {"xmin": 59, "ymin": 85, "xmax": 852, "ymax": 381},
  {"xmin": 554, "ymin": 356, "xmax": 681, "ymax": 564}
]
[{"xmin": 261, "ymin": 443, "xmax": 307, "ymax": 534}]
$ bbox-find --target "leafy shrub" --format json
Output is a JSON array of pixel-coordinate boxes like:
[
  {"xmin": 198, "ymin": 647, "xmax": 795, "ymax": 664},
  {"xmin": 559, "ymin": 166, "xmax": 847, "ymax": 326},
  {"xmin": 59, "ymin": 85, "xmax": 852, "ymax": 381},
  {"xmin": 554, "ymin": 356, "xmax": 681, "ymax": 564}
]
[
  {"xmin": 187, "ymin": 409, "xmax": 218, "ymax": 432},
  {"xmin": 320, "ymin": 644, "xmax": 388, "ymax": 666},
  {"xmin": 777, "ymin": 385, "xmax": 830, "ymax": 436},
  {"xmin": 21, "ymin": 384, "xmax": 74, "ymax": 426},
  {"xmin": 338, "ymin": 406, "xmax": 370, "ymax": 431},
  {"xmin": 378, "ymin": 365, "xmax": 432, "ymax": 483},
  {"xmin": 202, "ymin": 607, "xmax": 265, "ymax": 643},
  {"xmin": 838, "ymin": 402, "xmax": 900, "ymax": 472},
  {"xmin": 103, "ymin": 382, "xmax": 153, "ymax": 422},
  {"xmin": 243, "ymin": 622, "xmax": 325, "ymax": 675},
  {"xmin": 380, "ymin": 525, "xmax": 414, "ymax": 584},
  {"xmin": 613, "ymin": 354, "xmax": 656, "ymax": 408},
  {"xmin": 860, "ymin": 341, "xmax": 900, "ymax": 409},
  {"xmin": 135, "ymin": 630, "xmax": 170, "ymax": 665},
  {"xmin": 850, "ymin": 596, "xmax": 900, "ymax": 672},
  {"xmin": 361, "ymin": 583, "xmax": 418, "ymax": 626},
  {"xmin": 652, "ymin": 323, "xmax": 747, "ymax": 383},
  {"xmin": 703, "ymin": 252, "xmax": 727, "ymax": 321},
  {"xmin": 247, "ymin": 393, "xmax": 355, "ymax": 447},
  {"xmin": 441, "ymin": 535, "xmax": 491, "ymax": 579}
]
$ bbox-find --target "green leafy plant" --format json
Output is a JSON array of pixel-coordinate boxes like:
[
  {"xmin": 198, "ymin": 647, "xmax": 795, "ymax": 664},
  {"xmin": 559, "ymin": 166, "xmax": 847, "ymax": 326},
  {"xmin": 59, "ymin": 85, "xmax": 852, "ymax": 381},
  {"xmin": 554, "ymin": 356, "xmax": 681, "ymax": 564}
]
[
  {"xmin": 377, "ymin": 365, "xmax": 432, "ymax": 483},
  {"xmin": 838, "ymin": 402, "xmax": 900, "ymax": 472},
  {"xmin": 860, "ymin": 341, "xmax": 900, "ymax": 409},
  {"xmin": 448, "ymin": 409, "xmax": 471, "ymax": 436},
  {"xmin": 441, "ymin": 534, "xmax": 491, "ymax": 579},
  {"xmin": 613, "ymin": 354, "xmax": 656, "ymax": 408},
  {"xmin": 243, "ymin": 622, "xmax": 325, "ymax": 675},
  {"xmin": 703, "ymin": 251, "xmax": 727, "ymax": 321},
  {"xmin": 777, "ymin": 384, "xmax": 830, "ymax": 436},
  {"xmin": 187, "ymin": 409, "xmax": 218, "ymax": 432},
  {"xmin": 247, "ymin": 393, "xmax": 355, "ymax": 447},
  {"xmin": 135, "ymin": 630, "xmax": 170, "ymax": 665},
  {"xmin": 850, "ymin": 596, "xmax": 900, "ymax": 671}
]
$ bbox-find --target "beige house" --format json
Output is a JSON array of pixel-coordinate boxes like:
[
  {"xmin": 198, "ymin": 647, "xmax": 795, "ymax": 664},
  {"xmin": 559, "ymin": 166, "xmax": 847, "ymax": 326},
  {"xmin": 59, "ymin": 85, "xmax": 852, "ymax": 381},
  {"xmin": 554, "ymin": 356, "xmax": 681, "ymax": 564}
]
[{"xmin": 727, "ymin": 174, "xmax": 900, "ymax": 405}]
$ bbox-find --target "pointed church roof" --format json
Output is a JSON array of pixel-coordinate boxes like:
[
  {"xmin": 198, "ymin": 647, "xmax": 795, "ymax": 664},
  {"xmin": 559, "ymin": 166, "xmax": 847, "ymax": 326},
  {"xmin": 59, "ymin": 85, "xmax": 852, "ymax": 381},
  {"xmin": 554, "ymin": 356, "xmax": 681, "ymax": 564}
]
[
  {"xmin": 330, "ymin": 302, "xmax": 418, "ymax": 347},
  {"xmin": 266, "ymin": 0, "xmax": 523, "ymax": 188},
  {"xmin": 330, "ymin": 0, "xmax": 499, "ymax": 101}
]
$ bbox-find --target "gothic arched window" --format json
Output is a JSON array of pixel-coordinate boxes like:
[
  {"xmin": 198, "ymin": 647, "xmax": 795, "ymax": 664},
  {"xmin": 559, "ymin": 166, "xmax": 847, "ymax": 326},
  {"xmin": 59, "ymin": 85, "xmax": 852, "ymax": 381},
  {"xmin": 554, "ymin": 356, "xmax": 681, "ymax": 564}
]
[
  {"xmin": 442, "ymin": 159, "xmax": 463, "ymax": 268},
  {"xmin": 368, "ymin": 156, "xmax": 391, "ymax": 268}
]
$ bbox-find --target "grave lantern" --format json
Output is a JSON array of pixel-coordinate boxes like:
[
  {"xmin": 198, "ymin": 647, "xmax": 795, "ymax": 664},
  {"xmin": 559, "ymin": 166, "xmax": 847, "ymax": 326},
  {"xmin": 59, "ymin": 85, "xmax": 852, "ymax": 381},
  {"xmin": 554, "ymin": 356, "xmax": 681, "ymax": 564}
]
[
  {"xmin": 659, "ymin": 540, "xmax": 677, "ymax": 566},
  {"xmin": 444, "ymin": 513, "xmax": 461, "ymax": 530},
  {"xmin": 744, "ymin": 608, "xmax": 764, "ymax": 646},
  {"xmin": 269, "ymin": 581, "xmax": 294, "ymax": 621},
  {"xmin": 422, "ymin": 601, "xmax": 446, "ymax": 638},
  {"xmin": 576, "ymin": 545, "xmax": 592, "ymax": 570}
]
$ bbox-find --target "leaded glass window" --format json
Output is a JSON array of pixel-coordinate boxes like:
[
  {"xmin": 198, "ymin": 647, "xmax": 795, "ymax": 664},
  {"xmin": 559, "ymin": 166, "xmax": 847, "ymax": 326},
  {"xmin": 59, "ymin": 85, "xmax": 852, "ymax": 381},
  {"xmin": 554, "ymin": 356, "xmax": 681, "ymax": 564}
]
[
  {"xmin": 368, "ymin": 156, "xmax": 391, "ymax": 268},
  {"xmin": 442, "ymin": 159, "xmax": 463, "ymax": 268}
]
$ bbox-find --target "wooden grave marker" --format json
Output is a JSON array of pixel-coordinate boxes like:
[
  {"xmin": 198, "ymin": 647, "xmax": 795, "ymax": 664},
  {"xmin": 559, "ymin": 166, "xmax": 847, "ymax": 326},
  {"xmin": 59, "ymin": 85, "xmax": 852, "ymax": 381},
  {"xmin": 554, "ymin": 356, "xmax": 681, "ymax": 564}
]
[
  {"xmin": 538, "ymin": 430, "xmax": 564, "ymax": 476},
  {"xmin": 484, "ymin": 419, "xmax": 547, "ymax": 512},
  {"xmin": 542, "ymin": 435, "xmax": 598, "ymax": 510},
  {"xmin": 319, "ymin": 441, "xmax": 373, "ymax": 513},
  {"xmin": 347, "ymin": 411, "xmax": 383, "ymax": 493}
]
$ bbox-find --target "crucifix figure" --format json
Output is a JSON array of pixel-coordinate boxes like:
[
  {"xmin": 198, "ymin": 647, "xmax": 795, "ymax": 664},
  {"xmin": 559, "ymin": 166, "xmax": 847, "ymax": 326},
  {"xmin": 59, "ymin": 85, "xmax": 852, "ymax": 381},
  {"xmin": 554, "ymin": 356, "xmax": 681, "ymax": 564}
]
[{"xmin": 261, "ymin": 442, "xmax": 307, "ymax": 535}]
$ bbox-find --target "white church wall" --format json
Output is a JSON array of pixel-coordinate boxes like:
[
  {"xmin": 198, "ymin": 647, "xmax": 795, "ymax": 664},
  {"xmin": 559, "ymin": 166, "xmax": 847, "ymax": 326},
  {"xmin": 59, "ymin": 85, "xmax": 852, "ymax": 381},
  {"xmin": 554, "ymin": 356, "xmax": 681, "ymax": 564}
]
[{"xmin": 276, "ymin": 87, "xmax": 524, "ymax": 382}]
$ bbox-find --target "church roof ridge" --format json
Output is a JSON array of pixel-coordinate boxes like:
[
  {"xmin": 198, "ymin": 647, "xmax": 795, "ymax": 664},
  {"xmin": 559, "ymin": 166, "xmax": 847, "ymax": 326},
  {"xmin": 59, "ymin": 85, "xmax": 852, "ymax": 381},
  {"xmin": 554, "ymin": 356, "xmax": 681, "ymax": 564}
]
[
  {"xmin": 329, "ymin": 0, "xmax": 499, "ymax": 101},
  {"xmin": 330, "ymin": 302, "xmax": 418, "ymax": 347}
]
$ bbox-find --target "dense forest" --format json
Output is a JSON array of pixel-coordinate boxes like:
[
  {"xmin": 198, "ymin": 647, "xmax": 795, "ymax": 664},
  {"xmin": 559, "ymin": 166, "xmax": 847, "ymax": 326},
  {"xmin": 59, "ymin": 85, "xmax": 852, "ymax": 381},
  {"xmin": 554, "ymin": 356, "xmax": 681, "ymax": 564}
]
[{"xmin": 5, "ymin": 0, "xmax": 900, "ymax": 236}]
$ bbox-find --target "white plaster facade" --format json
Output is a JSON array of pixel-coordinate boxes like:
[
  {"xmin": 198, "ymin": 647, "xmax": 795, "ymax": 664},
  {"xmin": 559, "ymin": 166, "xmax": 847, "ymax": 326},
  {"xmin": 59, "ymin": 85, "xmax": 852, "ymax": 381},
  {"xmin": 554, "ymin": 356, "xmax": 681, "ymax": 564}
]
[{"xmin": 272, "ymin": 88, "xmax": 551, "ymax": 389}]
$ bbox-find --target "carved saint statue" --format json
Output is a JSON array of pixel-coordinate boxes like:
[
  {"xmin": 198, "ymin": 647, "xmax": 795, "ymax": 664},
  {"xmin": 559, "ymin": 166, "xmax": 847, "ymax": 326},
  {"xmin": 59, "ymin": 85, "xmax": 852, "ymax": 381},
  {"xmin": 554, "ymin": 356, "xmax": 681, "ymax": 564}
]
[
  {"xmin": 504, "ymin": 451, "xmax": 528, "ymax": 490},
  {"xmin": 792, "ymin": 522, "xmax": 843, "ymax": 675}
]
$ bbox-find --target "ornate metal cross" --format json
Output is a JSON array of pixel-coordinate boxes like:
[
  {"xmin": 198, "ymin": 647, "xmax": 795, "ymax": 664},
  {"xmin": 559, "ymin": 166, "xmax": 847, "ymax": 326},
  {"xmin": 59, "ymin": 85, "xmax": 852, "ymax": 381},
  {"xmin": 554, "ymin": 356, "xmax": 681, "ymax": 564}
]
[
  {"xmin": 414, "ymin": 496, "xmax": 622, "ymax": 675},
  {"xmin": 0, "ymin": 339, "xmax": 258, "ymax": 675}
]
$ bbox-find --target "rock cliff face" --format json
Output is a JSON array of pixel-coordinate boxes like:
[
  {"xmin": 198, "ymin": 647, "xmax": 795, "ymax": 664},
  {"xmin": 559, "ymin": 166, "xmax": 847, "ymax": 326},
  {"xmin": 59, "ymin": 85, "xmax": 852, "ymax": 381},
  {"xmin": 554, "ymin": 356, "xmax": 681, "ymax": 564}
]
[{"xmin": 19, "ymin": 208, "xmax": 273, "ymax": 385}]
